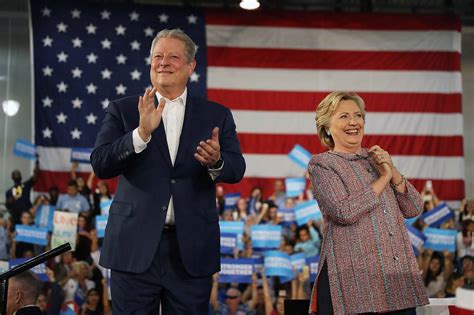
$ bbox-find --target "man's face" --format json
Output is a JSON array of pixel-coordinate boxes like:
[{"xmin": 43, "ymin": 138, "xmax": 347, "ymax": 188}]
[
  {"xmin": 6, "ymin": 280, "xmax": 19, "ymax": 315},
  {"xmin": 11, "ymin": 170, "xmax": 22, "ymax": 183},
  {"xmin": 149, "ymin": 37, "xmax": 195, "ymax": 96},
  {"xmin": 67, "ymin": 185, "xmax": 78, "ymax": 197}
]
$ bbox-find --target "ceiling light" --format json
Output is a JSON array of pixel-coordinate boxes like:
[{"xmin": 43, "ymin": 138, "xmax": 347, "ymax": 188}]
[{"xmin": 240, "ymin": 0, "xmax": 260, "ymax": 10}]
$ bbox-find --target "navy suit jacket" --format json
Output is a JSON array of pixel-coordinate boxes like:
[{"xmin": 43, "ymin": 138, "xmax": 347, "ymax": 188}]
[{"xmin": 90, "ymin": 93, "xmax": 245, "ymax": 276}]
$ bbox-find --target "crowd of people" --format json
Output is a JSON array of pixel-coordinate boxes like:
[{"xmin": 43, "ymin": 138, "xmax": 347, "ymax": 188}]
[{"xmin": 0, "ymin": 161, "xmax": 473, "ymax": 315}]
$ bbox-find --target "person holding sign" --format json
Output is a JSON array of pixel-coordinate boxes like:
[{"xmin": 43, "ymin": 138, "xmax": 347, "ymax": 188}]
[
  {"xmin": 307, "ymin": 92, "xmax": 428, "ymax": 314},
  {"xmin": 91, "ymin": 29, "xmax": 245, "ymax": 314}
]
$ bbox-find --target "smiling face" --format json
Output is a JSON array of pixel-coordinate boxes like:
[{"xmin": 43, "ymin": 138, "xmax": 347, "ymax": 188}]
[{"xmin": 328, "ymin": 100, "xmax": 365, "ymax": 153}]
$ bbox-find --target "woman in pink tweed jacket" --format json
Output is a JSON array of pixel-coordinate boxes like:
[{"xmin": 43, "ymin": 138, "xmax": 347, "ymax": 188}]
[{"xmin": 308, "ymin": 92, "xmax": 428, "ymax": 314}]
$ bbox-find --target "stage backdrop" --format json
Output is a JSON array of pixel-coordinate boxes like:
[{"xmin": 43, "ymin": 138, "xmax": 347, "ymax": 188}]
[{"xmin": 29, "ymin": 0, "xmax": 463, "ymax": 201}]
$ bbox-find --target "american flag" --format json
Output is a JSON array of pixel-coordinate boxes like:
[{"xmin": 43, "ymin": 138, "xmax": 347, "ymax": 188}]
[{"xmin": 31, "ymin": 1, "xmax": 463, "ymax": 202}]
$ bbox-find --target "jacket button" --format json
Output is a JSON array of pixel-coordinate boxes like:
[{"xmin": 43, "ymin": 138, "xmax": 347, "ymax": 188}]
[
  {"xmin": 393, "ymin": 256, "xmax": 399, "ymax": 261},
  {"xmin": 170, "ymin": 179, "xmax": 176, "ymax": 184}
]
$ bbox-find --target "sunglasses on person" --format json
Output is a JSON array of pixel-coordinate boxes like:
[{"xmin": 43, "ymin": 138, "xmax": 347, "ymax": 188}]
[{"xmin": 226, "ymin": 295, "xmax": 240, "ymax": 299}]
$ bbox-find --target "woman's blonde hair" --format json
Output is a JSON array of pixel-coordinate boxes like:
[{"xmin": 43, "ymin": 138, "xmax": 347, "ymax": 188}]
[{"xmin": 315, "ymin": 91, "xmax": 366, "ymax": 149}]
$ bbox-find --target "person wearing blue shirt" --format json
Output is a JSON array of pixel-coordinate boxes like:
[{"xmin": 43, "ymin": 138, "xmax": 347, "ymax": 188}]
[
  {"xmin": 294, "ymin": 220, "xmax": 321, "ymax": 258},
  {"xmin": 56, "ymin": 180, "xmax": 90, "ymax": 214}
]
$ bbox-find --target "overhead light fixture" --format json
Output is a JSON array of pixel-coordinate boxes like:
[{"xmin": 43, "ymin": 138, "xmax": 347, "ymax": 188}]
[
  {"xmin": 240, "ymin": 0, "xmax": 260, "ymax": 10},
  {"xmin": 2, "ymin": 100, "xmax": 20, "ymax": 117}
]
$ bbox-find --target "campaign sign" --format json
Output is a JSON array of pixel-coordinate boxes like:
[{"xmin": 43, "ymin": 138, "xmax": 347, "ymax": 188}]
[
  {"xmin": 220, "ymin": 232, "xmax": 237, "ymax": 254},
  {"xmin": 306, "ymin": 256, "xmax": 320, "ymax": 282},
  {"xmin": 290, "ymin": 252, "xmax": 306, "ymax": 272},
  {"xmin": 285, "ymin": 177, "xmax": 306, "ymax": 198},
  {"xmin": 278, "ymin": 208, "xmax": 296, "ymax": 227},
  {"xmin": 96, "ymin": 215, "xmax": 109, "ymax": 238},
  {"xmin": 251, "ymin": 225, "xmax": 282, "ymax": 249},
  {"xmin": 35, "ymin": 204, "xmax": 55, "ymax": 231},
  {"xmin": 405, "ymin": 216, "xmax": 419, "ymax": 226},
  {"xmin": 294, "ymin": 200, "xmax": 322, "ymax": 226},
  {"xmin": 224, "ymin": 193, "xmax": 241, "ymax": 210},
  {"xmin": 100, "ymin": 200, "xmax": 113, "ymax": 216},
  {"xmin": 252, "ymin": 256, "xmax": 264, "ymax": 274},
  {"xmin": 424, "ymin": 227, "xmax": 457, "ymax": 252},
  {"xmin": 264, "ymin": 251, "xmax": 293, "ymax": 283},
  {"xmin": 51, "ymin": 211, "xmax": 79, "ymax": 250},
  {"xmin": 288, "ymin": 144, "xmax": 312, "ymax": 169},
  {"xmin": 220, "ymin": 221, "xmax": 245, "ymax": 250},
  {"xmin": 219, "ymin": 258, "xmax": 254, "ymax": 284},
  {"xmin": 406, "ymin": 225, "xmax": 427, "ymax": 253},
  {"xmin": 70, "ymin": 147, "xmax": 93, "ymax": 164},
  {"xmin": 15, "ymin": 225, "xmax": 48, "ymax": 246},
  {"xmin": 421, "ymin": 203, "xmax": 453, "ymax": 227},
  {"xmin": 13, "ymin": 139, "xmax": 36, "ymax": 160},
  {"xmin": 9, "ymin": 258, "xmax": 48, "ymax": 281}
]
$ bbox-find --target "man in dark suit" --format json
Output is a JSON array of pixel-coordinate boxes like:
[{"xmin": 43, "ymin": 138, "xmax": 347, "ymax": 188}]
[
  {"xmin": 91, "ymin": 29, "xmax": 246, "ymax": 314},
  {"xmin": 6, "ymin": 271, "xmax": 42, "ymax": 315}
]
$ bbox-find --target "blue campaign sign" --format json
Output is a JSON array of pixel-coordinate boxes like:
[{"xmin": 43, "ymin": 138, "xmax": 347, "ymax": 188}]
[
  {"xmin": 13, "ymin": 139, "xmax": 36, "ymax": 160},
  {"xmin": 252, "ymin": 256, "xmax": 264, "ymax": 274},
  {"xmin": 406, "ymin": 225, "xmax": 427, "ymax": 252},
  {"xmin": 224, "ymin": 192, "xmax": 241, "ymax": 210},
  {"xmin": 100, "ymin": 200, "xmax": 113, "ymax": 216},
  {"xmin": 35, "ymin": 205, "xmax": 55, "ymax": 231},
  {"xmin": 220, "ymin": 232, "xmax": 237, "ymax": 254},
  {"xmin": 96, "ymin": 215, "xmax": 109, "ymax": 238},
  {"xmin": 424, "ymin": 227, "xmax": 457, "ymax": 252},
  {"xmin": 220, "ymin": 221, "xmax": 245, "ymax": 250},
  {"xmin": 278, "ymin": 208, "xmax": 296, "ymax": 227},
  {"xmin": 285, "ymin": 177, "xmax": 306, "ymax": 198},
  {"xmin": 290, "ymin": 252, "xmax": 306, "ymax": 272},
  {"xmin": 421, "ymin": 203, "xmax": 453, "ymax": 227},
  {"xmin": 264, "ymin": 251, "xmax": 293, "ymax": 283},
  {"xmin": 70, "ymin": 147, "xmax": 93, "ymax": 164},
  {"xmin": 288, "ymin": 144, "xmax": 312, "ymax": 169},
  {"xmin": 9, "ymin": 258, "xmax": 48, "ymax": 281},
  {"xmin": 219, "ymin": 258, "xmax": 254, "ymax": 284},
  {"xmin": 251, "ymin": 225, "xmax": 282, "ymax": 249},
  {"xmin": 294, "ymin": 200, "xmax": 322, "ymax": 226},
  {"xmin": 306, "ymin": 256, "xmax": 320, "ymax": 283},
  {"xmin": 405, "ymin": 216, "xmax": 419, "ymax": 226},
  {"xmin": 15, "ymin": 225, "xmax": 48, "ymax": 246}
]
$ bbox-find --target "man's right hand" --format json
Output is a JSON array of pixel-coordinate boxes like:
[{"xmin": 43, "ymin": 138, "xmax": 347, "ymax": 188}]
[{"xmin": 137, "ymin": 87, "xmax": 165, "ymax": 141}]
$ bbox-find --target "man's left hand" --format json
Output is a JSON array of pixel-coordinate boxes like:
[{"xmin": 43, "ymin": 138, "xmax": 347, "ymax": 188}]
[{"xmin": 194, "ymin": 127, "xmax": 221, "ymax": 167}]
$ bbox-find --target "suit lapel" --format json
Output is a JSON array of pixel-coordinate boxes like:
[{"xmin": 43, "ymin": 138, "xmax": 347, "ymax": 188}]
[
  {"xmin": 151, "ymin": 96, "xmax": 173, "ymax": 168},
  {"xmin": 174, "ymin": 96, "xmax": 197, "ymax": 168}
]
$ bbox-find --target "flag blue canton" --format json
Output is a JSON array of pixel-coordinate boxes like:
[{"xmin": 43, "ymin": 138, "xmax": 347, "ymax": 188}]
[{"xmin": 31, "ymin": 0, "xmax": 207, "ymax": 148}]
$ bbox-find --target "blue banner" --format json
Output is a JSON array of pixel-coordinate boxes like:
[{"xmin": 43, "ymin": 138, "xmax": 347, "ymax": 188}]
[
  {"xmin": 224, "ymin": 192, "xmax": 241, "ymax": 210},
  {"xmin": 424, "ymin": 227, "xmax": 457, "ymax": 252},
  {"xmin": 406, "ymin": 225, "xmax": 427, "ymax": 252},
  {"xmin": 288, "ymin": 144, "xmax": 312, "ymax": 169},
  {"xmin": 251, "ymin": 225, "xmax": 282, "ymax": 249},
  {"xmin": 35, "ymin": 205, "xmax": 55, "ymax": 231},
  {"xmin": 294, "ymin": 200, "xmax": 322, "ymax": 226},
  {"xmin": 219, "ymin": 258, "xmax": 254, "ymax": 283},
  {"xmin": 264, "ymin": 251, "xmax": 293, "ymax": 283},
  {"xmin": 278, "ymin": 208, "xmax": 296, "ymax": 227},
  {"xmin": 13, "ymin": 139, "xmax": 36, "ymax": 160},
  {"xmin": 306, "ymin": 256, "xmax": 320, "ymax": 282},
  {"xmin": 15, "ymin": 225, "xmax": 48, "ymax": 246},
  {"xmin": 220, "ymin": 221, "xmax": 245, "ymax": 250},
  {"xmin": 421, "ymin": 203, "xmax": 453, "ymax": 227},
  {"xmin": 9, "ymin": 258, "xmax": 48, "ymax": 281},
  {"xmin": 285, "ymin": 177, "xmax": 306, "ymax": 198},
  {"xmin": 252, "ymin": 256, "xmax": 264, "ymax": 274},
  {"xmin": 100, "ymin": 200, "xmax": 113, "ymax": 216},
  {"xmin": 70, "ymin": 147, "xmax": 93, "ymax": 163},
  {"xmin": 290, "ymin": 252, "xmax": 306, "ymax": 272},
  {"xmin": 220, "ymin": 232, "xmax": 237, "ymax": 254},
  {"xmin": 405, "ymin": 216, "xmax": 419, "ymax": 226},
  {"xmin": 96, "ymin": 215, "xmax": 109, "ymax": 238}
]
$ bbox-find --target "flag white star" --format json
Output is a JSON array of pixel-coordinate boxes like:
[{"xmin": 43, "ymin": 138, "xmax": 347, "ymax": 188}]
[
  {"xmin": 144, "ymin": 27, "xmax": 154, "ymax": 37},
  {"xmin": 42, "ymin": 36, "xmax": 53, "ymax": 47},
  {"xmin": 86, "ymin": 24, "xmax": 97, "ymax": 34},
  {"xmin": 101, "ymin": 99, "xmax": 110, "ymax": 109},
  {"xmin": 129, "ymin": 11, "xmax": 139, "ymax": 21},
  {"xmin": 87, "ymin": 53, "xmax": 98, "ymax": 64},
  {"xmin": 42, "ymin": 66, "xmax": 53, "ymax": 76},
  {"xmin": 187, "ymin": 14, "xmax": 198, "ymax": 24},
  {"xmin": 190, "ymin": 72, "xmax": 200, "ymax": 82},
  {"xmin": 116, "ymin": 54, "xmax": 127, "ymax": 64},
  {"xmin": 115, "ymin": 25, "xmax": 126, "ymax": 35},
  {"xmin": 115, "ymin": 84, "xmax": 127, "ymax": 95},
  {"xmin": 71, "ymin": 128, "xmax": 82, "ymax": 140},
  {"xmin": 42, "ymin": 96, "xmax": 53, "ymax": 107},
  {"xmin": 57, "ymin": 22, "xmax": 67, "ymax": 32},
  {"xmin": 101, "ymin": 68, "xmax": 112, "ymax": 79},
  {"xmin": 130, "ymin": 40, "xmax": 140, "ymax": 50},
  {"xmin": 56, "ymin": 112, "xmax": 67, "ymax": 124},
  {"xmin": 41, "ymin": 7, "xmax": 51, "ymax": 17},
  {"xmin": 57, "ymin": 81, "xmax": 68, "ymax": 93},
  {"xmin": 72, "ymin": 97, "xmax": 82, "ymax": 109},
  {"xmin": 101, "ymin": 38, "xmax": 112, "ymax": 49},
  {"xmin": 57, "ymin": 51, "xmax": 68, "ymax": 63},
  {"xmin": 158, "ymin": 13, "xmax": 169, "ymax": 23},
  {"xmin": 130, "ymin": 69, "xmax": 142, "ymax": 80},
  {"xmin": 72, "ymin": 37, "xmax": 82, "ymax": 48},
  {"xmin": 71, "ymin": 9, "xmax": 81, "ymax": 19},
  {"xmin": 86, "ymin": 83, "xmax": 98, "ymax": 94},
  {"xmin": 86, "ymin": 113, "xmax": 98, "ymax": 124},
  {"xmin": 101, "ymin": 10, "xmax": 111, "ymax": 20},
  {"xmin": 42, "ymin": 127, "xmax": 52, "ymax": 139},
  {"xmin": 71, "ymin": 67, "xmax": 82, "ymax": 78},
  {"xmin": 144, "ymin": 56, "xmax": 151, "ymax": 65}
]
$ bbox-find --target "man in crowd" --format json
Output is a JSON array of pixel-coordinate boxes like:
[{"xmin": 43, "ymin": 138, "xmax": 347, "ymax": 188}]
[
  {"xmin": 56, "ymin": 180, "xmax": 90, "ymax": 215},
  {"xmin": 6, "ymin": 271, "xmax": 42, "ymax": 315}
]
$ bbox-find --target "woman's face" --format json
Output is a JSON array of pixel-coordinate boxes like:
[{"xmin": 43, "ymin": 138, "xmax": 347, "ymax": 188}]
[
  {"xmin": 237, "ymin": 198, "xmax": 247, "ymax": 211},
  {"xmin": 20, "ymin": 212, "xmax": 32, "ymax": 225},
  {"xmin": 87, "ymin": 290, "xmax": 100, "ymax": 304},
  {"xmin": 429, "ymin": 258, "xmax": 441, "ymax": 273},
  {"xmin": 98, "ymin": 181, "xmax": 108, "ymax": 195},
  {"xmin": 78, "ymin": 216, "xmax": 86, "ymax": 229},
  {"xmin": 328, "ymin": 100, "xmax": 365, "ymax": 153},
  {"xmin": 36, "ymin": 294, "xmax": 47, "ymax": 311}
]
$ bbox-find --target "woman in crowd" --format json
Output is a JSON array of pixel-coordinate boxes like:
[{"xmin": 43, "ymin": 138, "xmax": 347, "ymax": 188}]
[
  {"xmin": 307, "ymin": 91, "xmax": 428, "ymax": 314},
  {"xmin": 63, "ymin": 261, "xmax": 96, "ymax": 308},
  {"xmin": 422, "ymin": 251, "xmax": 448, "ymax": 297}
]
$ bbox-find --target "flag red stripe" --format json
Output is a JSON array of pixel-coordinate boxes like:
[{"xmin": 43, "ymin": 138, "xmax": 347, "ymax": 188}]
[
  {"xmin": 237, "ymin": 134, "xmax": 463, "ymax": 156},
  {"xmin": 208, "ymin": 89, "xmax": 462, "ymax": 113},
  {"xmin": 206, "ymin": 10, "xmax": 461, "ymax": 31},
  {"xmin": 207, "ymin": 48, "xmax": 460, "ymax": 71}
]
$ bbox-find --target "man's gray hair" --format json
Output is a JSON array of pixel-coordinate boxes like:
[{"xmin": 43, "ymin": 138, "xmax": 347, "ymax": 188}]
[{"xmin": 149, "ymin": 29, "xmax": 196, "ymax": 62}]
